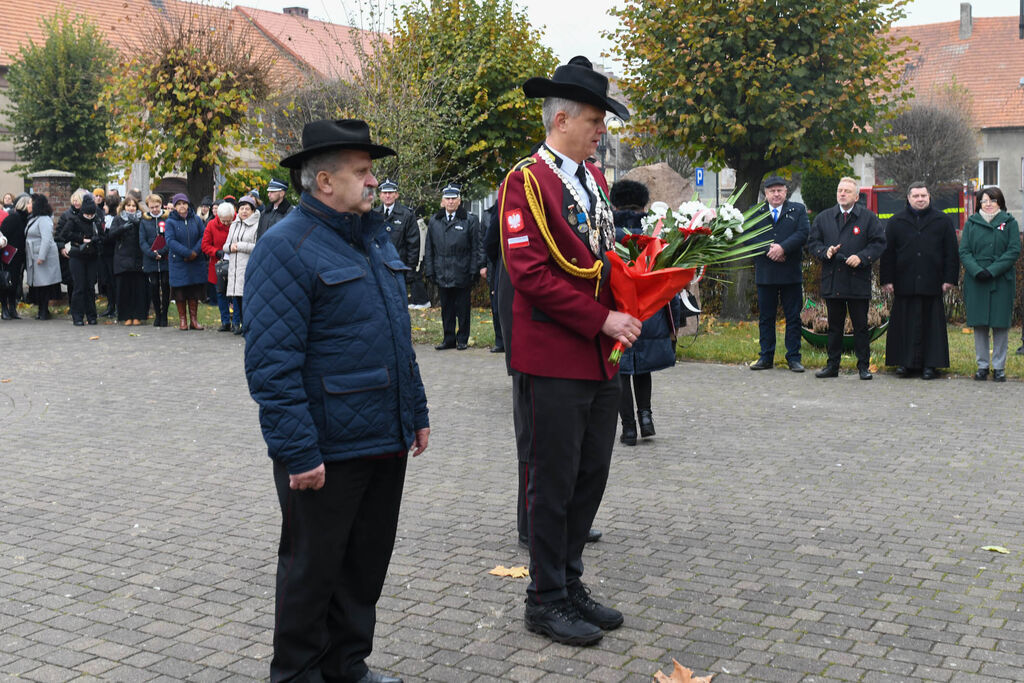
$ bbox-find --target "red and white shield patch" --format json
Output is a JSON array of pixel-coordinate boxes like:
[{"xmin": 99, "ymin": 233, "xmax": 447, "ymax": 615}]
[
  {"xmin": 853, "ymin": 226, "xmax": 861, "ymax": 235},
  {"xmin": 505, "ymin": 209, "xmax": 524, "ymax": 233}
]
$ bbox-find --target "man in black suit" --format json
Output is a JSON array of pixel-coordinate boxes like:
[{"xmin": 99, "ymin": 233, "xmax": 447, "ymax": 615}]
[
  {"xmin": 807, "ymin": 176, "xmax": 886, "ymax": 379},
  {"xmin": 373, "ymin": 178, "xmax": 421, "ymax": 301},
  {"xmin": 749, "ymin": 175, "xmax": 810, "ymax": 372}
]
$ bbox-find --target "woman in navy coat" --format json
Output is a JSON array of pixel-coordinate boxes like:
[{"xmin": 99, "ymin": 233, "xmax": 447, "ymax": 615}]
[{"xmin": 164, "ymin": 192, "xmax": 207, "ymax": 330}]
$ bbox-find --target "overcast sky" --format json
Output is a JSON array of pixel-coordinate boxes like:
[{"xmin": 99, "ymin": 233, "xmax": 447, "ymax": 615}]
[{"xmin": 234, "ymin": 0, "xmax": 1024, "ymax": 68}]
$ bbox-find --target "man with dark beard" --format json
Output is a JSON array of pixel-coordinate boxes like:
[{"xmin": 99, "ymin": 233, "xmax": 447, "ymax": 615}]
[{"xmin": 879, "ymin": 182, "xmax": 959, "ymax": 379}]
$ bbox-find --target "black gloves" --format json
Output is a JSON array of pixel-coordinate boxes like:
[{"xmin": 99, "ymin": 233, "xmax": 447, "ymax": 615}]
[{"xmin": 976, "ymin": 269, "xmax": 993, "ymax": 281}]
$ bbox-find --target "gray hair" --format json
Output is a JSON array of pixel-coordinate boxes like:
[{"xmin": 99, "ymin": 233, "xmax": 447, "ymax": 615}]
[
  {"xmin": 299, "ymin": 149, "xmax": 345, "ymax": 193},
  {"xmin": 542, "ymin": 97, "xmax": 584, "ymax": 132},
  {"xmin": 14, "ymin": 194, "xmax": 31, "ymax": 212}
]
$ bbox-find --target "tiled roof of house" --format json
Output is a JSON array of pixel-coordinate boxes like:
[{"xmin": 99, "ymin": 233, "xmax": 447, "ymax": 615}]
[
  {"xmin": 0, "ymin": 0, "xmax": 373, "ymax": 84},
  {"xmin": 893, "ymin": 16, "xmax": 1024, "ymax": 130},
  {"xmin": 236, "ymin": 6, "xmax": 381, "ymax": 80}
]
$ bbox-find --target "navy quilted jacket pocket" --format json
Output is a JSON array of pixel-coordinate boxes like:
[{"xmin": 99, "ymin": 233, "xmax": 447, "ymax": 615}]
[{"xmin": 317, "ymin": 367, "xmax": 392, "ymax": 442}]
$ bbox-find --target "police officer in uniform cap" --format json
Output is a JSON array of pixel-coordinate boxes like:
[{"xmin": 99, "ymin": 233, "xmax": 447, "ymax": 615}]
[
  {"xmin": 373, "ymin": 178, "xmax": 421, "ymax": 300},
  {"xmin": 500, "ymin": 55, "xmax": 641, "ymax": 646}
]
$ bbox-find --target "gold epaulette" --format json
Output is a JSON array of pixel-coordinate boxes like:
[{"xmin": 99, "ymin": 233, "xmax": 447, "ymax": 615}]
[{"xmin": 511, "ymin": 157, "xmax": 537, "ymax": 172}]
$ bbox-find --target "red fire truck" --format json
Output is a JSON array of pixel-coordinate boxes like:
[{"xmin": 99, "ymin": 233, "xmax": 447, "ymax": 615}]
[{"xmin": 858, "ymin": 183, "xmax": 973, "ymax": 230}]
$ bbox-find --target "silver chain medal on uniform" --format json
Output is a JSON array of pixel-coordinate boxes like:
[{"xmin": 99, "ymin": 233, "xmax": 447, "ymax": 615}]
[{"xmin": 538, "ymin": 147, "xmax": 615, "ymax": 257}]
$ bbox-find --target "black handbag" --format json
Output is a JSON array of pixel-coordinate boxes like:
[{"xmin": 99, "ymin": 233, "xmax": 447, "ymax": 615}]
[
  {"xmin": 0, "ymin": 267, "xmax": 12, "ymax": 292},
  {"xmin": 215, "ymin": 258, "xmax": 229, "ymax": 293}
]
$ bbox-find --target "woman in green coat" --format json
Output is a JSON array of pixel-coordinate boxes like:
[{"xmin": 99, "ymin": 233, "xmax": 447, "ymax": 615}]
[{"xmin": 960, "ymin": 187, "xmax": 1021, "ymax": 382}]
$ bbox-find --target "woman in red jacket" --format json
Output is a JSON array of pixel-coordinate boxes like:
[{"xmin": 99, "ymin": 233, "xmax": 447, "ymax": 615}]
[{"xmin": 201, "ymin": 201, "xmax": 235, "ymax": 332}]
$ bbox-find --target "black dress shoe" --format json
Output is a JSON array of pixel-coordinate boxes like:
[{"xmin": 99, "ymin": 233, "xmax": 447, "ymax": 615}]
[
  {"xmin": 993, "ymin": 369, "xmax": 1007, "ymax": 382},
  {"xmin": 73, "ymin": 320, "xmax": 85, "ymax": 326},
  {"xmin": 456, "ymin": 343, "xmax": 468, "ymax": 350},
  {"xmin": 859, "ymin": 368, "xmax": 872, "ymax": 380},
  {"xmin": 749, "ymin": 358, "xmax": 773, "ymax": 370},
  {"xmin": 1017, "ymin": 346, "xmax": 1024, "ymax": 355},
  {"xmin": 435, "ymin": 342, "xmax": 455, "ymax": 350},
  {"xmin": 586, "ymin": 528, "xmax": 602, "ymax": 543},
  {"xmin": 619, "ymin": 421, "xmax": 637, "ymax": 446},
  {"xmin": 637, "ymin": 409, "xmax": 655, "ymax": 437},
  {"xmin": 218, "ymin": 323, "xmax": 232, "ymax": 332},
  {"xmin": 788, "ymin": 360, "xmax": 805, "ymax": 373},
  {"xmin": 355, "ymin": 670, "xmax": 403, "ymax": 683},
  {"xmin": 921, "ymin": 367, "xmax": 937, "ymax": 380},
  {"xmin": 975, "ymin": 368, "xmax": 989, "ymax": 381},
  {"xmin": 895, "ymin": 365, "xmax": 908, "ymax": 376},
  {"xmin": 815, "ymin": 365, "xmax": 839, "ymax": 378},
  {"xmin": 490, "ymin": 345, "xmax": 505, "ymax": 353},
  {"xmin": 567, "ymin": 582, "xmax": 623, "ymax": 630},
  {"xmin": 524, "ymin": 599, "xmax": 603, "ymax": 645},
  {"xmin": 518, "ymin": 536, "xmax": 529, "ymax": 549},
  {"xmin": 87, "ymin": 318, "xmax": 97, "ymax": 325}
]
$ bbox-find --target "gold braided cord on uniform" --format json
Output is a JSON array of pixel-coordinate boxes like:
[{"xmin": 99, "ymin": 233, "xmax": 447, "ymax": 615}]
[{"xmin": 499, "ymin": 164, "xmax": 603, "ymax": 298}]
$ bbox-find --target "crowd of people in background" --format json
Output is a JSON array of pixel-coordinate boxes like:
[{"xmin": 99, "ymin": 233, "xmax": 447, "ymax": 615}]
[{"xmin": 0, "ymin": 180, "xmax": 297, "ymax": 332}]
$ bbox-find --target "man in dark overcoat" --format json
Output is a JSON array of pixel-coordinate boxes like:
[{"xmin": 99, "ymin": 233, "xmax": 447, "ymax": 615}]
[
  {"xmin": 373, "ymin": 178, "xmax": 421, "ymax": 302},
  {"xmin": 807, "ymin": 176, "xmax": 886, "ymax": 379},
  {"xmin": 423, "ymin": 183, "xmax": 482, "ymax": 350},
  {"xmin": 879, "ymin": 182, "xmax": 959, "ymax": 379},
  {"xmin": 256, "ymin": 177, "xmax": 293, "ymax": 240},
  {"xmin": 501, "ymin": 55, "xmax": 642, "ymax": 647},
  {"xmin": 749, "ymin": 175, "xmax": 810, "ymax": 372}
]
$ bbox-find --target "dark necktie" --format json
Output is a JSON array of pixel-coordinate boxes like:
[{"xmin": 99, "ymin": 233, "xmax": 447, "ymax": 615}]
[
  {"xmin": 447, "ymin": 214, "xmax": 454, "ymax": 223},
  {"xmin": 575, "ymin": 164, "xmax": 596, "ymax": 214},
  {"xmin": 385, "ymin": 208, "xmax": 391, "ymax": 219},
  {"xmin": 842, "ymin": 210, "xmax": 850, "ymax": 224}
]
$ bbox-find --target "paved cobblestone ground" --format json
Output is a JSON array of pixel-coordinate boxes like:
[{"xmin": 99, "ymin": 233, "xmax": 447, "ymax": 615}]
[{"xmin": 3, "ymin": 319, "xmax": 1024, "ymax": 682}]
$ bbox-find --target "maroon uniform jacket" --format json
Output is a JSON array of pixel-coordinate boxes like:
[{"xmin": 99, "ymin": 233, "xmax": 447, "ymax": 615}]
[{"xmin": 499, "ymin": 154, "xmax": 619, "ymax": 381}]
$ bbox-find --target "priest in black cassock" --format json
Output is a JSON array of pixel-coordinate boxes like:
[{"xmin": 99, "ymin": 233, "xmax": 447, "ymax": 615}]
[{"xmin": 879, "ymin": 182, "xmax": 960, "ymax": 379}]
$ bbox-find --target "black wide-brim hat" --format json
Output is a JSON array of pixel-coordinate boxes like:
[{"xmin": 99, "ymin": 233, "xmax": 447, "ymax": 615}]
[
  {"xmin": 280, "ymin": 119, "xmax": 396, "ymax": 169},
  {"xmin": 523, "ymin": 55, "xmax": 630, "ymax": 121}
]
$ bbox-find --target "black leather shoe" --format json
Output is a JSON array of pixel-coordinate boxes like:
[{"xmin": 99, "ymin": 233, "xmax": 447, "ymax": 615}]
[
  {"xmin": 435, "ymin": 342, "xmax": 455, "ymax": 350},
  {"xmin": 1017, "ymin": 346, "xmax": 1024, "ymax": 355},
  {"xmin": 815, "ymin": 365, "xmax": 839, "ymax": 378},
  {"xmin": 87, "ymin": 318, "xmax": 97, "ymax": 325},
  {"xmin": 73, "ymin": 320, "xmax": 85, "ymax": 326},
  {"xmin": 490, "ymin": 345, "xmax": 505, "ymax": 353},
  {"xmin": 993, "ymin": 369, "xmax": 1007, "ymax": 382},
  {"xmin": 749, "ymin": 358, "xmax": 773, "ymax": 370},
  {"xmin": 975, "ymin": 368, "xmax": 989, "ymax": 381},
  {"xmin": 567, "ymin": 582, "xmax": 623, "ymax": 631},
  {"xmin": 637, "ymin": 409, "xmax": 655, "ymax": 438},
  {"xmin": 524, "ymin": 599, "xmax": 603, "ymax": 645},
  {"xmin": 355, "ymin": 670, "xmax": 403, "ymax": 683},
  {"xmin": 619, "ymin": 421, "xmax": 637, "ymax": 446},
  {"xmin": 921, "ymin": 367, "xmax": 937, "ymax": 380},
  {"xmin": 858, "ymin": 368, "xmax": 872, "ymax": 380},
  {"xmin": 456, "ymin": 343, "xmax": 468, "ymax": 350},
  {"xmin": 518, "ymin": 536, "xmax": 529, "ymax": 549},
  {"xmin": 218, "ymin": 323, "xmax": 232, "ymax": 332},
  {"xmin": 788, "ymin": 360, "xmax": 805, "ymax": 373},
  {"xmin": 586, "ymin": 528, "xmax": 602, "ymax": 543},
  {"xmin": 895, "ymin": 365, "xmax": 908, "ymax": 376}
]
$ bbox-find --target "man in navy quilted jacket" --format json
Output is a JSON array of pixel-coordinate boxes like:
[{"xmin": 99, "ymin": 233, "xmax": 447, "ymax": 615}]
[{"xmin": 244, "ymin": 118, "xmax": 429, "ymax": 683}]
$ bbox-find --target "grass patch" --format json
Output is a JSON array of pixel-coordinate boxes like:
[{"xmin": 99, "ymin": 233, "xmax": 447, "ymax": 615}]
[{"xmin": 678, "ymin": 315, "xmax": 1024, "ymax": 379}]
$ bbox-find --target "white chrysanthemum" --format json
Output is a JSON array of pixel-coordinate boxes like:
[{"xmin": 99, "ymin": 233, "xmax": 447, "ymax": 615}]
[
  {"xmin": 677, "ymin": 200, "xmax": 706, "ymax": 218},
  {"xmin": 719, "ymin": 205, "xmax": 743, "ymax": 222},
  {"xmin": 649, "ymin": 201, "xmax": 669, "ymax": 218},
  {"xmin": 723, "ymin": 227, "xmax": 734, "ymax": 240}
]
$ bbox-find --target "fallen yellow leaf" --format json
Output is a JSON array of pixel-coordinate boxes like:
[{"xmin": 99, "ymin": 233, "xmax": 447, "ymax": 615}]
[
  {"xmin": 653, "ymin": 659, "xmax": 714, "ymax": 683},
  {"xmin": 868, "ymin": 364, "xmax": 878, "ymax": 373},
  {"xmin": 489, "ymin": 565, "xmax": 529, "ymax": 579},
  {"xmin": 88, "ymin": 336, "xmax": 100, "ymax": 340},
  {"xmin": 0, "ymin": 379, "xmax": 10, "ymax": 383},
  {"xmin": 982, "ymin": 545, "xmax": 1010, "ymax": 554},
  {"xmin": 962, "ymin": 327, "xmax": 972, "ymax": 334}
]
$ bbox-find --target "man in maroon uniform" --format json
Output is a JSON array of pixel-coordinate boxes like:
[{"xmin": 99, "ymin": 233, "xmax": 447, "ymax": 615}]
[{"xmin": 500, "ymin": 56, "xmax": 642, "ymax": 646}]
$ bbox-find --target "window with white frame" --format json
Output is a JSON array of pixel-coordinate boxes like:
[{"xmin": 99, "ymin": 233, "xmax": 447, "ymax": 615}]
[{"xmin": 980, "ymin": 159, "xmax": 999, "ymax": 187}]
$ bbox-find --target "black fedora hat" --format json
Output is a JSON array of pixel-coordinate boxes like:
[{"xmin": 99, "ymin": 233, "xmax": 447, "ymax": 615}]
[
  {"xmin": 523, "ymin": 56, "xmax": 630, "ymax": 121},
  {"xmin": 280, "ymin": 119, "xmax": 396, "ymax": 169}
]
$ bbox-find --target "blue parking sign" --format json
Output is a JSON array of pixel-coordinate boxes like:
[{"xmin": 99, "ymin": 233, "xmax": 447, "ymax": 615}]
[{"xmin": 695, "ymin": 167, "xmax": 704, "ymax": 187}]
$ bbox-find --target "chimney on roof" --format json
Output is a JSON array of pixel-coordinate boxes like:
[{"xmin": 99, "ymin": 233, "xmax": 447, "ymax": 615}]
[
  {"xmin": 959, "ymin": 3, "xmax": 972, "ymax": 40},
  {"xmin": 283, "ymin": 7, "xmax": 309, "ymax": 18}
]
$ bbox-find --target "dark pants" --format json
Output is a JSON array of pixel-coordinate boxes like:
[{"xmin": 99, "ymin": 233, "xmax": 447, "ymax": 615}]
[
  {"xmin": 69, "ymin": 257, "xmax": 98, "ymax": 322},
  {"xmin": 825, "ymin": 297, "xmax": 870, "ymax": 369},
  {"xmin": 147, "ymin": 270, "xmax": 170, "ymax": 324},
  {"xmin": 619, "ymin": 372, "xmax": 652, "ymax": 420},
  {"xmin": 486, "ymin": 262, "xmax": 504, "ymax": 349},
  {"xmin": 115, "ymin": 272, "xmax": 149, "ymax": 321},
  {"xmin": 408, "ymin": 265, "xmax": 430, "ymax": 305},
  {"xmin": 757, "ymin": 282, "xmax": 803, "ymax": 362},
  {"xmin": 438, "ymin": 286, "xmax": 471, "ymax": 345},
  {"xmin": 97, "ymin": 252, "xmax": 115, "ymax": 307},
  {"xmin": 271, "ymin": 456, "xmax": 407, "ymax": 683},
  {"xmin": 513, "ymin": 372, "xmax": 619, "ymax": 603}
]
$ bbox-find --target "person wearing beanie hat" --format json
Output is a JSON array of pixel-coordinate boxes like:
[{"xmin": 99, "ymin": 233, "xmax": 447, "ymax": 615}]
[
  {"xmin": 372, "ymin": 178, "xmax": 420, "ymax": 302},
  {"xmin": 256, "ymin": 178, "xmax": 293, "ymax": 240},
  {"xmin": 164, "ymin": 192, "xmax": 208, "ymax": 330},
  {"xmin": 423, "ymin": 182, "xmax": 482, "ymax": 350},
  {"xmin": 55, "ymin": 191, "xmax": 104, "ymax": 325},
  {"xmin": 223, "ymin": 194, "xmax": 260, "ymax": 334}
]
